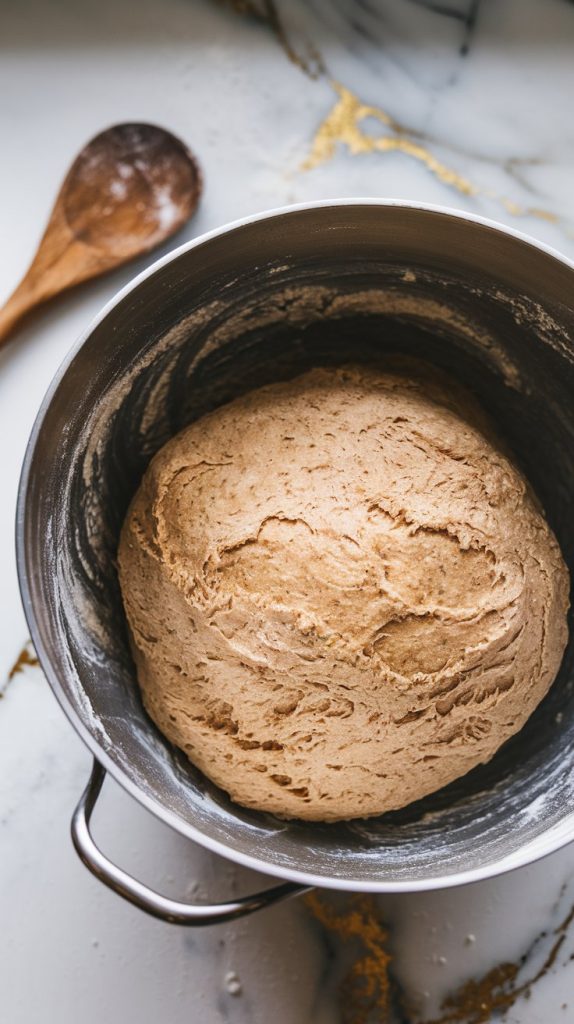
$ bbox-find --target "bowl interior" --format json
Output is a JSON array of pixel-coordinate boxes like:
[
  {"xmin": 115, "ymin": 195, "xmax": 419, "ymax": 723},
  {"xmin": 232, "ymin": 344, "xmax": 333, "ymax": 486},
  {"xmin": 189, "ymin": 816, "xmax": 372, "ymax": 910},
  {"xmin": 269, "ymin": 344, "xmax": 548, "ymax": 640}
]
[{"xmin": 19, "ymin": 204, "xmax": 574, "ymax": 888}]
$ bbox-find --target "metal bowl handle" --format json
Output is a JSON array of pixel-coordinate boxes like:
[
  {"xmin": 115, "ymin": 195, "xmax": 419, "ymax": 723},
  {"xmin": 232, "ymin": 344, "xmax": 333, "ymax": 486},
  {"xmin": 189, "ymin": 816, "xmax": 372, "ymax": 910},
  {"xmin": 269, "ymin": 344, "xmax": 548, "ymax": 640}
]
[{"xmin": 71, "ymin": 759, "xmax": 311, "ymax": 926}]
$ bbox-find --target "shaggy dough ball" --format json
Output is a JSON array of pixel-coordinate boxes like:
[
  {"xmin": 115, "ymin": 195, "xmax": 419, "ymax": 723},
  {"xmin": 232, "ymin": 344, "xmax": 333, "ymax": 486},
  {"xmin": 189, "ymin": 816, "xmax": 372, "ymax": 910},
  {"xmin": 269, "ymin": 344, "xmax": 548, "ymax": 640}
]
[{"xmin": 118, "ymin": 365, "xmax": 569, "ymax": 821}]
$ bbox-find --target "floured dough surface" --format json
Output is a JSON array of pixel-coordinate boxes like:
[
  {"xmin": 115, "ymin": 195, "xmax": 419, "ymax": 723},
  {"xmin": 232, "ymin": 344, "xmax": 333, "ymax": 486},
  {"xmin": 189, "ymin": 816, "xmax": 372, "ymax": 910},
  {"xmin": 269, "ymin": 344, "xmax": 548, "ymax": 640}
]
[{"xmin": 118, "ymin": 364, "xmax": 569, "ymax": 821}]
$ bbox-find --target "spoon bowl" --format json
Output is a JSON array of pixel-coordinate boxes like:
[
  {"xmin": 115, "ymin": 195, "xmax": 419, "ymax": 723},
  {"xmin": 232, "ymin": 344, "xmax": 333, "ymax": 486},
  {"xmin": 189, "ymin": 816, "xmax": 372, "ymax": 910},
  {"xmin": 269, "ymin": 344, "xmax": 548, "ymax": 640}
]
[{"xmin": 62, "ymin": 124, "xmax": 201, "ymax": 259}]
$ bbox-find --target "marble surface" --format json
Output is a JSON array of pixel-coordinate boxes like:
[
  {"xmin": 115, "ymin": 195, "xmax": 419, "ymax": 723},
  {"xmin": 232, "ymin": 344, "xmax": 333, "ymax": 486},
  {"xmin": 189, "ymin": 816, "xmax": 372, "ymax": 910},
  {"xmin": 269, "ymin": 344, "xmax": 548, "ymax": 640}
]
[{"xmin": 2, "ymin": 0, "xmax": 574, "ymax": 1020}]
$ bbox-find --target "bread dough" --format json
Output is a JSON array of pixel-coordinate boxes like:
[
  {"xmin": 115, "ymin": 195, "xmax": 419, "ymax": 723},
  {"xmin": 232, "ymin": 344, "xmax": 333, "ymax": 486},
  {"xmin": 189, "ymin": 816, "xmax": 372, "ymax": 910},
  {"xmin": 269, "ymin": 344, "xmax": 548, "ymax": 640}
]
[{"xmin": 118, "ymin": 364, "xmax": 569, "ymax": 821}]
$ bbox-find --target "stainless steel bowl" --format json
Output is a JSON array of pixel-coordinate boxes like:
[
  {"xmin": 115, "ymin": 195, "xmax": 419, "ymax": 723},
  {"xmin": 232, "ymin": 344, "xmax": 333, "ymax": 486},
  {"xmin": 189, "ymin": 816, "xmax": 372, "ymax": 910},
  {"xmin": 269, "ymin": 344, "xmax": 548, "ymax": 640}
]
[{"xmin": 16, "ymin": 200, "xmax": 574, "ymax": 925}]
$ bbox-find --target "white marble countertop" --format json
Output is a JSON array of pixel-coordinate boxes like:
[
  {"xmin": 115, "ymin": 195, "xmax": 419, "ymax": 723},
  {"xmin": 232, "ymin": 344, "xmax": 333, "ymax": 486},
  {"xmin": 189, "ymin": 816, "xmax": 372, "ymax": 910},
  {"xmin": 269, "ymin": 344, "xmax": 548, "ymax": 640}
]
[{"xmin": 2, "ymin": 1, "xmax": 574, "ymax": 1021}]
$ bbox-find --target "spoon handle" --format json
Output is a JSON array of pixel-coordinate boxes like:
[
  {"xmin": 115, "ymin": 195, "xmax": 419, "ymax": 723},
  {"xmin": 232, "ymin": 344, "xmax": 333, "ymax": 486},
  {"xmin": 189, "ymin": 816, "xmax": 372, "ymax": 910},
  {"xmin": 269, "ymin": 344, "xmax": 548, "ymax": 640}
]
[
  {"xmin": 0, "ymin": 211, "xmax": 72, "ymax": 347},
  {"xmin": 0, "ymin": 220, "xmax": 110, "ymax": 348},
  {"xmin": 0, "ymin": 282, "xmax": 39, "ymax": 347}
]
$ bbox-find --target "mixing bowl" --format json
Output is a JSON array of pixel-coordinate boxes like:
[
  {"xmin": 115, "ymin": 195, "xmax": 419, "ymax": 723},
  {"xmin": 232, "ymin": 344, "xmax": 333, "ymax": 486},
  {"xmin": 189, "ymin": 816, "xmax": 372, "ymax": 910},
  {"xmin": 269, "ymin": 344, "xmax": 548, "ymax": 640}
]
[{"xmin": 16, "ymin": 200, "xmax": 574, "ymax": 925}]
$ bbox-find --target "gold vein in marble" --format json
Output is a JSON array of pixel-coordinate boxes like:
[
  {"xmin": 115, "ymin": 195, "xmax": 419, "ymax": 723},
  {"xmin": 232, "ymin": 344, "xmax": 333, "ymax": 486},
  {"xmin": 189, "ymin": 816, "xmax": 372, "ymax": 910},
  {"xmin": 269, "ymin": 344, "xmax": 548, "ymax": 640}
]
[
  {"xmin": 1, "ymin": 639, "xmax": 39, "ymax": 698},
  {"xmin": 303, "ymin": 82, "xmax": 561, "ymax": 226},
  {"xmin": 305, "ymin": 893, "xmax": 394, "ymax": 1023},
  {"xmin": 303, "ymin": 82, "xmax": 477, "ymax": 196},
  {"xmin": 219, "ymin": 7, "xmax": 562, "ymax": 227},
  {"xmin": 307, "ymin": 891, "xmax": 574, "ymax": 1024}
]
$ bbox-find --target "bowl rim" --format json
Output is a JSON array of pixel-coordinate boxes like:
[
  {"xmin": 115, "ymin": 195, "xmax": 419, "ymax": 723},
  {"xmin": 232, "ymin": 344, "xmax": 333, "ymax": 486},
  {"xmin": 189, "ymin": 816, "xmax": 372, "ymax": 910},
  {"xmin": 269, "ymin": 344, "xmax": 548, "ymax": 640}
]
[{"xmin": 16, "ymin": 198, "xmax": 574, "ymax": 893}]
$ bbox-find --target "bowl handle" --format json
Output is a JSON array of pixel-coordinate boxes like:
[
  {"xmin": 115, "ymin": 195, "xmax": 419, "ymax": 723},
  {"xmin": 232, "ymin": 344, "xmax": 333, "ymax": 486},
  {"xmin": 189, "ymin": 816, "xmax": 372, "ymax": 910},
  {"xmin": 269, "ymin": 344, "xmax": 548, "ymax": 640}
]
[{"xmin": 71, "ymin": 758, "xmax": 311, "ymax": 925}]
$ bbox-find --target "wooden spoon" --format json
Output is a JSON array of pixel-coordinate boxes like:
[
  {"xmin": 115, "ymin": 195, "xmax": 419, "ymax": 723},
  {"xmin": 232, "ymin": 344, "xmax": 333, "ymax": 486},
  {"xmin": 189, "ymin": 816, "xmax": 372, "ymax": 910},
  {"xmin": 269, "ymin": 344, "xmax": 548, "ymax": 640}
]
[{"xmin": 0, "ymin": 123, "xmax": 202, "ymax": 346}]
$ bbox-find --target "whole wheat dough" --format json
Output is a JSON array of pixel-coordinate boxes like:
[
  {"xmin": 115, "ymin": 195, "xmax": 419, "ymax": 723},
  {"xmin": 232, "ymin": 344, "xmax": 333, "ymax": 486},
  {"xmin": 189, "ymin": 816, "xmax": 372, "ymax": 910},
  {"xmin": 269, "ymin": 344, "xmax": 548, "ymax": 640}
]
[{"xmin": 118, "ymin": 364, "xmax": 569, "ymax": 821}]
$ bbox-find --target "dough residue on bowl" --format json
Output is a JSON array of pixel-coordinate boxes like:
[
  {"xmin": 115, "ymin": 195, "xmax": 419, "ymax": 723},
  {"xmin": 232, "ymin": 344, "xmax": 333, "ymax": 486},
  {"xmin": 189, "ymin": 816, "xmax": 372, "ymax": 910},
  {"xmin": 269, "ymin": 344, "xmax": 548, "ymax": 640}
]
[{"xmin": 118, "ymin": 364, "xmax": 569, "ymax": 821}]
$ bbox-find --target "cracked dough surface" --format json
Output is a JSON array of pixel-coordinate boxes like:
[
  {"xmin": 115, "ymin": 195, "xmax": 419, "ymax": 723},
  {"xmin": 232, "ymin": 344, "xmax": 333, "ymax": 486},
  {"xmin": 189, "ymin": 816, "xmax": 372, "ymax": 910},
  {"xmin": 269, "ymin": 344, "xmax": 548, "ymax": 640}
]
[{"xmin": 118, "ymin": 364, "xmax": 569, "ymax": 821}]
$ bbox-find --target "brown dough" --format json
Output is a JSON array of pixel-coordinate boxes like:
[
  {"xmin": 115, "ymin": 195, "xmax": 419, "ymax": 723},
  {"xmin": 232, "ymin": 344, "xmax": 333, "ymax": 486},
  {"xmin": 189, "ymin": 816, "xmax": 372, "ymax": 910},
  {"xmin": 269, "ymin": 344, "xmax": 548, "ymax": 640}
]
[{"xmin": 118, "ymin": 364, "xmax": 569, "ymax": 821}]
